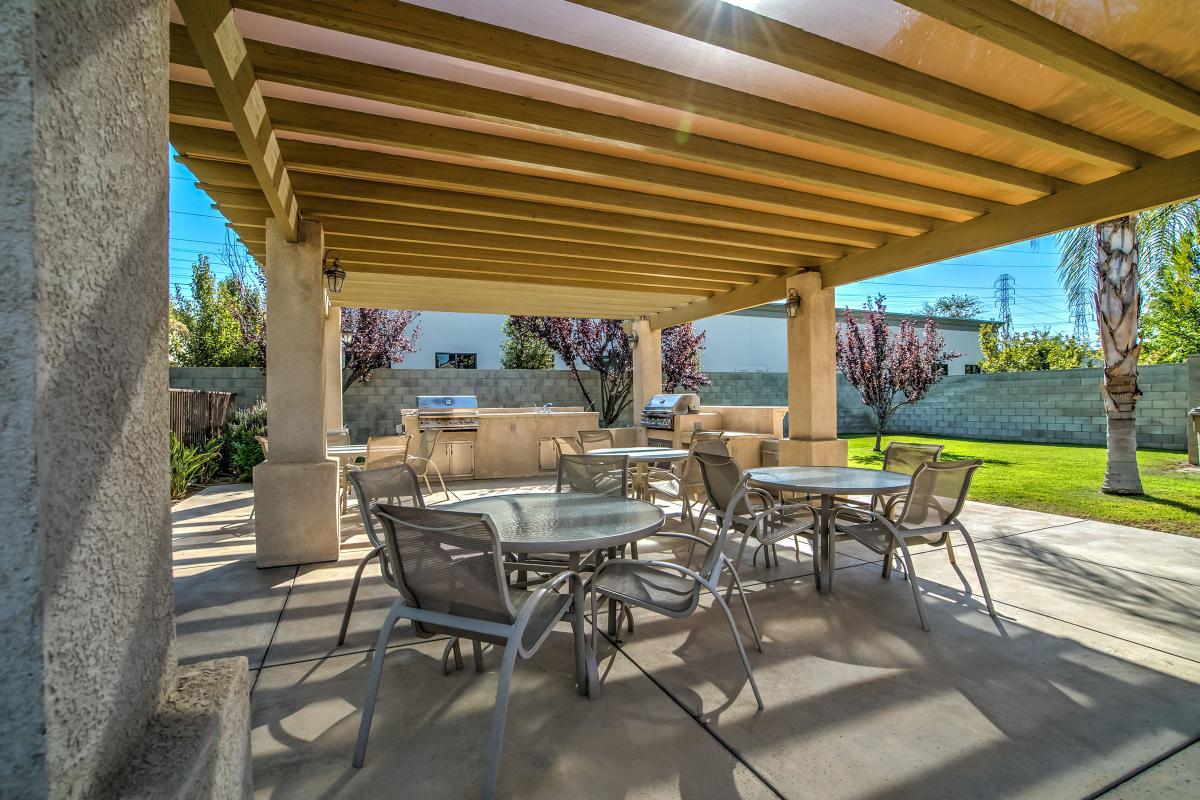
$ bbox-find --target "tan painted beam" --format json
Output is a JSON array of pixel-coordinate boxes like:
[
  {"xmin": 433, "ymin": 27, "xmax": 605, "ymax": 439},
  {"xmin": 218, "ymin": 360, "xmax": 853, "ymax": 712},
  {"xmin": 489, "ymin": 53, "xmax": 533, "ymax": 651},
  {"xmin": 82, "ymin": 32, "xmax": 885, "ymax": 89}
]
[
  {"xmin": 175, "ymin": 0, "xmax": 299, "ymax": 240},
  {"xmin": 232, "ymin": 0, "xmax": 1065, "ymax": 195},
  {"xmin": 169, "ymin": 23, "xmax": 992, "ymax": 216},
  {"xmin": 576, "ymin": 0, "xmax": 1150, "ymax": 171},
  {"xmin": 648, "ymin": 149, "xmax": 1200, "ymax": 329},
  {"xmin": 895, "ymin": 0, "xmax": 1200, "ymax": 130},
  {"xmin": 175, "ymin": 151, "xmax": 889, "ymax": 248},
  {"xmin": 233, "ymin": 223, "xmax": 784, "ymax": 277},
  {"xmin": 170, "ymin": 82, "xmax": 917, "ymax": 240}
]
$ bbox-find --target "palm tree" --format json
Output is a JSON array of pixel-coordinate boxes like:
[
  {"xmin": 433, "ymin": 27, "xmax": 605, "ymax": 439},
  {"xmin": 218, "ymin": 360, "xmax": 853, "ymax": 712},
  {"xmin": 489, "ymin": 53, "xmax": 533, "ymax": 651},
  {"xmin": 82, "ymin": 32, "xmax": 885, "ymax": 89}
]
[{"xmin": 1055, "ymin": 202, "xmax": 1199, "ymax": 494}]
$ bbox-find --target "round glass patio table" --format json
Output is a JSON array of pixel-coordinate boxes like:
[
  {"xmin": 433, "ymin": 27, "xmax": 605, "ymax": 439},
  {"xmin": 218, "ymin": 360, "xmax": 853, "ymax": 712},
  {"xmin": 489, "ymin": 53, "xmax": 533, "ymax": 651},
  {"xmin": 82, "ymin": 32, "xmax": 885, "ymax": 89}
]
[
  {"xmin": 588, "ymin": 446, "xmax": 689, "ymax": 500},
  {"xmin": 447, "ymin": 493, "xmax": 664, "ymax": 697},
  {"xmin": 746, "ymin": 467, "xmax": 910, "ymax": 595}
]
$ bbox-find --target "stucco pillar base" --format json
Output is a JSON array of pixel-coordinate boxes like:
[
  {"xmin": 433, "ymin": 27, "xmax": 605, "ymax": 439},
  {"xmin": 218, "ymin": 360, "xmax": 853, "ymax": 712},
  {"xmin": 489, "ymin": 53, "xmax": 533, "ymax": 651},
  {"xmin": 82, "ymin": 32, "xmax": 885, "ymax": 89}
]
[
  {"xmin": 777, "ymin": 438, "xmax": 849, "ymax": 467},
  {"xmin": 106, "ymin": 658, "xmax": 251, "ymax": 799},
  {"xmin": 253, "ymin": 460, "xmax": 340, "ymax": 568}
]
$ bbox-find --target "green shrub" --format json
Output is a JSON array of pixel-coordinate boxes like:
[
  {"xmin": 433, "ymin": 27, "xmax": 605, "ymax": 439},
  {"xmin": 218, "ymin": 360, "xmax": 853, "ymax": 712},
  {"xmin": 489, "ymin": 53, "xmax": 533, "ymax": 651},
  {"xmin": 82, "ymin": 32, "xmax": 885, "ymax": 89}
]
[
  {"xmin": 170, "ymin": 433, "xmax": 222, "ymax": 500},
  {"xmin": 224, "ymin": 399, "xmax": 267, "ymax": 480}
]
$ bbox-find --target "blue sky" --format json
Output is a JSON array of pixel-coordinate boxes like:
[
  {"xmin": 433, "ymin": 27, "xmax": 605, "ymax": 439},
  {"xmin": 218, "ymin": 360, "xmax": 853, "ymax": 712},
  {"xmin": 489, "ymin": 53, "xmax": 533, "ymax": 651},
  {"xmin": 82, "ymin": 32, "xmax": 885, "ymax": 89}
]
[{"xmin": 169, "ymin": 149, "xmax": 1076, "ymax": 337}]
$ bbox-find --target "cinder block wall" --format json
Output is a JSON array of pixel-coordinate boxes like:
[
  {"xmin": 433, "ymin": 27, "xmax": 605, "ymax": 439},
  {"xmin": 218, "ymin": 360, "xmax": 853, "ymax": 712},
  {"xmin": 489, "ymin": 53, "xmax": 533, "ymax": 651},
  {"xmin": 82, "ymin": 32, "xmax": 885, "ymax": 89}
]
[{"xmin": 171, "ymin": 361, "xmax": 1194, "ymax": 450}]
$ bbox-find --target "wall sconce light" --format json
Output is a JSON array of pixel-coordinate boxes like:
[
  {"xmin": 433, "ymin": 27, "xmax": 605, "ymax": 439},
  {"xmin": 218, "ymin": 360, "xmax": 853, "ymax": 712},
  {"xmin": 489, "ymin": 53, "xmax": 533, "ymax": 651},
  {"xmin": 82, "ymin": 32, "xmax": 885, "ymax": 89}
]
[
  {"xmin": 323, "ymin": 250, "xmax": 346, "ymax": 294},
  {"xmin": 628, "ymin": 330, "xmax": 640, "ymax": 348},
  {"xmin": 340, "ymin": 328, "xmax": 354, "ymax": 346},
  {"xmin": 784, "ymin": 287, "xmax": 803, "ymax": 319}
]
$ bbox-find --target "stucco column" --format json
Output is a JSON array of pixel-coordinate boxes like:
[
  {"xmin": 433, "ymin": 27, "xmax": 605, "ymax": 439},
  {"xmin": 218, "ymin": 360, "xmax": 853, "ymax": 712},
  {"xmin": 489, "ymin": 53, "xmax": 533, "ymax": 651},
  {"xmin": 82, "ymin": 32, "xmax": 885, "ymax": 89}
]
[
  {"xmin": 323, "ymin": 306, "xmax": 343, "ymax": 433},
  {"xmin": 777, "ymin": 272, "xmax": 849, "ymax": 466},
  {"xmin": 253, "ymin": 218, "xmax": 340, "ymax": 567},
  {"xmin": 631, "ymin": 319, "xmax": 662, "ymax": 443},
  {"xmin": 1, "ymin": 1, "xmax": 250, "ymax": 796}
]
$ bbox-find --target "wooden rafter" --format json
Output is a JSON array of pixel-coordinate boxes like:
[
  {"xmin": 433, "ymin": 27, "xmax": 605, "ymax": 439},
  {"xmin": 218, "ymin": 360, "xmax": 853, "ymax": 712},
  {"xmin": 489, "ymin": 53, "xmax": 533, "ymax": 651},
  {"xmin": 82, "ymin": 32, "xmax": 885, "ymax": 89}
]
[
  {"xmin": 895, "ymin": 0, "xmax": 1200, "ymax": 130},
  {"xmin": 170, "ymin": 81, "xmax": 924, "ymax": 238},
  {"xmin": 175, "ymin": 0, "xmax": 299, "ymax": 240},
  {"xmin": 231, "ymin": 0, "xmax": 1065, "ymax": 195},
  {"xmin": 648, "ymin": 150, "xmax": 1200, "ymax": 329},
  {"xmin": 169, "ymin": 23, "xmax": 993, "ymax": 216},
  {"xmin": 575, "ymin": 0, "xmax": 1151, "ymax": 171}
]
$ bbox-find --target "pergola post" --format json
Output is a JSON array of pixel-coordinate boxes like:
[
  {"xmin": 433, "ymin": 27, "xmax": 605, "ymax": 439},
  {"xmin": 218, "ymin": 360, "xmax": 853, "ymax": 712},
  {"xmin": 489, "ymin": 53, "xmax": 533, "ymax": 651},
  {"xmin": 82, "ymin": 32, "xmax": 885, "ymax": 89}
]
[
  {"xmin": 777, "ymin": 272, "xmax": 849, "ymax": 466},
  {"xmin": 323, "ymin": 306, "xmax": 343, "ymax": 433},
  {"xmin": 631, "ymin": 318, "xmax": 662, "ymax": 441},
  {"xmin": 253, "ymin": 218, "xmax": 340, "ymax": 568}
]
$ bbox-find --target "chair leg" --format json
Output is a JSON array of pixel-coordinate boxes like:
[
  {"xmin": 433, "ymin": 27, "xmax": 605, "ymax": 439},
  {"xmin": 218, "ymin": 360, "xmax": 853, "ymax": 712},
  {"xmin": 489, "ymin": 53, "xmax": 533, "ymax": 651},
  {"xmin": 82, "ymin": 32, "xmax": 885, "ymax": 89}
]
[
  {"xmin": 958, "ymin": 528, "xmax": 997, "ymax": 617},
  {"xmin": 705, "ymin": 585, "xmax": 764, "ymax": 710},
  {"xmin": 944, "ymin": 535, "xmax": 958, "ymax": 566},
  {"xmin": 895, "ymin": 538, "xmax": 929, "ymax": 631},
  {"xmin": 725, "ymin": 560, "xmax": 762, "ymax": 652},
  {"xmin": 482, "ymin": 642, "xmax": 520, "ymax": 800},
  {"xmin": 337, "ymin": 547, "xmax": 382, "ymax": 646},
  {"xmin": 882, "ymin": 544, "xmax": 895, "ymax": 579},
  {"xmin": 352, "ymin": 600, "xmax": 404, "ymax": 768},
  {"xmin": 726, "ymin": 533, "xmax": 752, "ymax": 602},
  {"xmin": 441, "ymin": 637, "xmax": 465, "ymax": 675},
  {"xmin": 473, "ymin": 638, "xmax": 485, "ymax": 673}
]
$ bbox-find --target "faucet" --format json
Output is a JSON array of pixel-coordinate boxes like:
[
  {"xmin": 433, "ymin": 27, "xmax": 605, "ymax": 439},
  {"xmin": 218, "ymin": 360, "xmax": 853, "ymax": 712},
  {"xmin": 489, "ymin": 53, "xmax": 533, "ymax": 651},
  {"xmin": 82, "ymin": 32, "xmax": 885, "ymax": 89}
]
[{"xmin": 541, "ymin": 403, "xmax": 554, "ymax": 413}]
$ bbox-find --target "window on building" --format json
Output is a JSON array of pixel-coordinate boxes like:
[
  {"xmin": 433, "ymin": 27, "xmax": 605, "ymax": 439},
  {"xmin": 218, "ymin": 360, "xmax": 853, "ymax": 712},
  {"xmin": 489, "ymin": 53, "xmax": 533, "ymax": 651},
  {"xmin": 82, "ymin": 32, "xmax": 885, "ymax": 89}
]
[
  {"xmin": 933, "ymin": 362, "xmax": 949, "ymax": 376},
  {"xmin": 435, "ymin": 352, "xmax": 477, "ymax": 369},
  {"xmin": 965, "ymin": 364, "xmax": 981, "ymax": 374}
]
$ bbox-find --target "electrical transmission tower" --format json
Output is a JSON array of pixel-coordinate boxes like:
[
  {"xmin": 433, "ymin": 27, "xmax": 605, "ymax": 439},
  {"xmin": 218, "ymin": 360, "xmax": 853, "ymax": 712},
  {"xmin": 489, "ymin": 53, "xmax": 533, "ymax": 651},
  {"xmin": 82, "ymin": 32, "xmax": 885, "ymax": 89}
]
[
  {"xmin": 993, "ymin": 273, "xmax": 1015, "ymax": 335},
  {"xmin": 1071, "ymin": 305, "xmax": 1092, "ymax": 343}
]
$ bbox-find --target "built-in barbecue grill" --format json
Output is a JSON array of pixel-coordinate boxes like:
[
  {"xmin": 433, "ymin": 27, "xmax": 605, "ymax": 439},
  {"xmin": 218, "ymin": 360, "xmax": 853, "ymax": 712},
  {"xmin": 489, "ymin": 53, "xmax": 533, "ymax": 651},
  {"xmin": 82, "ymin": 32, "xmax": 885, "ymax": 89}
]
[
  {"xmin": 416, "ymin": 395, "xmax": 480, "ymax": 432},
  {"xmin": 640, "ymin": 393, "xmax": 701, "ymax": 430}
]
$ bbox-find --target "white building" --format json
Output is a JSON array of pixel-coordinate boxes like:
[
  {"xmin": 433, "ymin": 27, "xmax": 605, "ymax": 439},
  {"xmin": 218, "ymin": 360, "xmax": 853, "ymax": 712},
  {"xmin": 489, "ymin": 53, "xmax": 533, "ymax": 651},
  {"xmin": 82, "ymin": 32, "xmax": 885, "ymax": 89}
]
[{"xmin": 397, "ymin": 305, "xmax": 990, "ymax": 375}]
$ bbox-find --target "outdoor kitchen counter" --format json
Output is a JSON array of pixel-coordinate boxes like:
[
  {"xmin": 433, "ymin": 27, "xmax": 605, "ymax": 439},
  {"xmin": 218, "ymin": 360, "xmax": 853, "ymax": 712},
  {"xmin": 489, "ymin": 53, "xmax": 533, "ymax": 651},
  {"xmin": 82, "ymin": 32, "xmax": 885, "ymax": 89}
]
[{"xmin": 474, "ymin": 410, "xmax": 600, "ymax": 479}]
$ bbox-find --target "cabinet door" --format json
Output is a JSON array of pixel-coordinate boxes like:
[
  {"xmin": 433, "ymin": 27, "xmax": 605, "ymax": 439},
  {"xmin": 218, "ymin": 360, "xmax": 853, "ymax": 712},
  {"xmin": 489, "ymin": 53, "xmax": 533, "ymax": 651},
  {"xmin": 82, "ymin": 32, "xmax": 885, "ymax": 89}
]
[
  {"xmin": 448, "ymin": 441, "xmax": 475, "ymax": 477},
  {"xmin": 431, "ymin": 441, "xmax": 452, "ymax": 476},
  {"xmin": 538, "ymin": 438, "xmax": 557, "ymax": 471}
]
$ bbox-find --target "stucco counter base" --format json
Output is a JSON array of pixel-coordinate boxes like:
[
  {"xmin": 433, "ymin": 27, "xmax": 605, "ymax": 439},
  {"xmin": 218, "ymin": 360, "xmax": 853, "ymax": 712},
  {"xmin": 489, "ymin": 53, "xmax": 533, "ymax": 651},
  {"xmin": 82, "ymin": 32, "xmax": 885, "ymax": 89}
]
[{"xmin": 777, "ymin": 438, "xmax": 849, "ymax": 467}]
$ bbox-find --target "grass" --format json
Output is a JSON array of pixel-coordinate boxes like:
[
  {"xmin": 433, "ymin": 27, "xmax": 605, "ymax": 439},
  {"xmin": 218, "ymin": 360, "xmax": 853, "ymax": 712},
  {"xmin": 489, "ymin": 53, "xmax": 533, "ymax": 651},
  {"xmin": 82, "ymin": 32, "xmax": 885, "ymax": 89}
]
[{"xmin": 845, "ymin": 434, "xmax": 1200, "ymax": 537}]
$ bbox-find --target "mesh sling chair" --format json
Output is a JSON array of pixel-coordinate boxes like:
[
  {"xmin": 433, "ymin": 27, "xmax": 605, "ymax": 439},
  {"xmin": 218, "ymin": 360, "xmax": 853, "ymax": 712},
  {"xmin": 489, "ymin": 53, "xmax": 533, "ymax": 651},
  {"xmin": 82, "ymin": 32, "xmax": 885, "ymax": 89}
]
[
  {"xmin": 644, "ymin": 431, "xmax": 729, "ymax": 530},
  {"xmin": 831, "ymin": 460, "xmax": 996, "ymax": 631},
  {"xmin": 577, "ymin": 429, "xmax": 615, "ymax": 452},
  {"xmin": 338, "ymin": 464, "xmax": 426, "ymax": 646},
  {"xmin": 552, "ymin": 436, "xmax": 582, "ymax": 457},
  {"xmin": 354, "ymin": 505, "xmax": 579, "ymax": 800},
  {"xmin": 407, "ymin": 428, "xmax": 457, "ymax": 501},
  {"xmin": 877, "ymin": 441, "xmax": 944, "ymax": 515},
  {"xmin": 588, "ymin": 476, "xmax": 765, "ymax": 710},
  {"xmin": 692, "ymin": 449, "xmax": 818, "ymax": 578},
  {"xmin": 362, "ymin": 434, "xmax": 411, "ymax": 469}
]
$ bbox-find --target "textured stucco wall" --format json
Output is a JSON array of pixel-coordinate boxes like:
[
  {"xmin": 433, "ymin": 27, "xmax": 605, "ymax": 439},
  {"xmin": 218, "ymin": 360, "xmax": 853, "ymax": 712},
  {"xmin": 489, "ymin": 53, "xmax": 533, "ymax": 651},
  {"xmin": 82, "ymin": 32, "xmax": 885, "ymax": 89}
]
[{"xmin": 1, "ymin": 2, "xmax": 174, "ymax": 797}]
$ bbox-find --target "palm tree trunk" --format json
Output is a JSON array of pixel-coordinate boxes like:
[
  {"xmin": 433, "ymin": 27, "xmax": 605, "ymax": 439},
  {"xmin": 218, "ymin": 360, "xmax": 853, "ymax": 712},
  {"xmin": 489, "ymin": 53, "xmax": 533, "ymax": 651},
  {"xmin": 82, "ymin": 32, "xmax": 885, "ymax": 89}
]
[{"xmin": 1094, "ymin": 216, "xmax": 1144, "ymax": 495}]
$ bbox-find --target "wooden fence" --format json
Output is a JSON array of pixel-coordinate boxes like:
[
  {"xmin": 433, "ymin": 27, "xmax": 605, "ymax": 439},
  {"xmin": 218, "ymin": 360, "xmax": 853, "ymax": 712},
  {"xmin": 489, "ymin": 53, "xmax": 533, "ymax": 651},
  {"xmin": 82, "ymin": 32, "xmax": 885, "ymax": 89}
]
[{"xmin": 169, "ymin": 388, "xmax": 235, "ymax": 445}]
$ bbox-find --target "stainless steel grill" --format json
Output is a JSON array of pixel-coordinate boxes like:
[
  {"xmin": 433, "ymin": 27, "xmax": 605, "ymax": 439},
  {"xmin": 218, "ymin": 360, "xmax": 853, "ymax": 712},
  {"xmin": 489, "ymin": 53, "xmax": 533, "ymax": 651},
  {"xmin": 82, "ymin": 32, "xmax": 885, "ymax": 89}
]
[
  {"xmin": 416, "ymin": 395, "xmax": 480, "ymax": 432},
  {"xmin": 640, "ymin": 393, "xmax": 700, "ymax": 430}
]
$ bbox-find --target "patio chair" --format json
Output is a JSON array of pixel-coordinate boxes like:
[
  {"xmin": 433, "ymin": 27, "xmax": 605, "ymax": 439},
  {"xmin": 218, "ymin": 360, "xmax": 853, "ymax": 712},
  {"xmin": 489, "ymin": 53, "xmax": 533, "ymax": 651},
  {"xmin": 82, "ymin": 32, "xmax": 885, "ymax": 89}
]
[
  {"xmin": 353, "ymin": 504, "xmax": 577, "ymax": 800},
  {"xmin": 577, "ymin": 429, "xmax": 615, "ymax": 452},
  {"xmin": 693, "ymin": 449, "xmax": 817, "ymax": 578},
  {"xmin": 877, "ymin": 441, "xmax": 944, "ymax": 515},
  {"xmin": 831, "ymin": 460, "xmax": 995, "ymax": 631},
  {"xmin": 552, "ymin": 436, "xmax": 583, "ymax": 457},
  {"xmin": 337, "ymin": 464, "xmax": 425, "ymax": 646},
  {"xmin": 644, "ymin": 432, "xmax": 729, "ymax": 530},
  {"xmin": 407, "ymin": 428, "xmax": 457, "ymax": 501},
  {"xmin": 362, "ymin": 434, "xmax": 411, "ymax": 469},
  {"xmin": 589, "ymin": 476, "xmax": 765, "ymax": 710},
  {"xmin": 556, "ymin": 453, "xmax": 630, "ymax": 497}
]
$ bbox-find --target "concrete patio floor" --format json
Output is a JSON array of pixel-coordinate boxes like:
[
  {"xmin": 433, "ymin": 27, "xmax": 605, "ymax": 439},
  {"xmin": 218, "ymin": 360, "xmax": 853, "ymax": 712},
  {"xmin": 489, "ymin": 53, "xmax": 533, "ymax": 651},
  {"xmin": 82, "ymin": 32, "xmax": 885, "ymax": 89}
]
[{"xmin": 173, "ymin": 479, "xmax": 1200, "ymax": 799}]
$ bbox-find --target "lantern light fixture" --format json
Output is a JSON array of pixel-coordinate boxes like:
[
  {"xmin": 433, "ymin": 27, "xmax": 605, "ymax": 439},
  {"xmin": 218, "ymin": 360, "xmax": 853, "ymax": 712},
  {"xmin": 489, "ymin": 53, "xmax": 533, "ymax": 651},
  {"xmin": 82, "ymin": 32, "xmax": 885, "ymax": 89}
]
[
  {"xmin": 322, "ymin": 249, "xmax": 346, "ymax": 294},
  {"xmin": 340, "ymin": 328, "xmax": 354, "ymax": 346},
  {"xmin": 784, "ymin": 287, "xmax": 802, "ymax": 319}
]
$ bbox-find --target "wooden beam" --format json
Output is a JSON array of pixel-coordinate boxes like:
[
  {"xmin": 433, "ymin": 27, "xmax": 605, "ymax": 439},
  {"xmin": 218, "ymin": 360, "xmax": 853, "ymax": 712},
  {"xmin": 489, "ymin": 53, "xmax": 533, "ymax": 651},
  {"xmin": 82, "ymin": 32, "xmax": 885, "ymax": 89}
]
[
  {"xmin": 176, "ymin": 151, "xmax": 890, "ymax": 248},
  {"xmin": 233, "ymin": 221, "xmax": 784, "ymax": 276},
  {"xmin": 170, "ymin": 82, "xmax": 918, "ymax": 240},
  {"xmin": 576, "ymin": 0, "xmax": 1151, "ymax": 171},
  {"xmin": 174, "ymin": 0, "xmax": 299, "ymax": 240},
  {"xmin": 232, "ymin": 0, "xmax": 1065, "ymax": 195},
  {"xmin": 169, "ymin": 23, "xmax": 993, "ymax": 216},
  {"xmin": 895, "ymin": 0, "xmax": 1200, "ymax": 130},
  {"xmin": 648, "ymin": 149, "xmax": 1200, "ymax": 328}
]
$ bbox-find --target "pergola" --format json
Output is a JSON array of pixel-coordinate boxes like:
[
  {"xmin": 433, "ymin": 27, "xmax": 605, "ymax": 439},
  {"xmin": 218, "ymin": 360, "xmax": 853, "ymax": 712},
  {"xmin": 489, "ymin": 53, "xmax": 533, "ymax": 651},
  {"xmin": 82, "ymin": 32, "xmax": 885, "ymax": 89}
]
[{"xmin": 167, "ymin": 0, "xmax": 1200, "ymax": 567}]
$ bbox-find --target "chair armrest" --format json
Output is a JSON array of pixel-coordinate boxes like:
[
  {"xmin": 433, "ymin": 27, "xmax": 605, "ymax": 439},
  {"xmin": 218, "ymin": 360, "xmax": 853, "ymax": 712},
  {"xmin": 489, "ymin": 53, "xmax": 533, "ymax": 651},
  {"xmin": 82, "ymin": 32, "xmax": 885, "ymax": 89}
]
[{"xmin": 513, "ymin": 569, "xmax": 581, "ymax": 657}]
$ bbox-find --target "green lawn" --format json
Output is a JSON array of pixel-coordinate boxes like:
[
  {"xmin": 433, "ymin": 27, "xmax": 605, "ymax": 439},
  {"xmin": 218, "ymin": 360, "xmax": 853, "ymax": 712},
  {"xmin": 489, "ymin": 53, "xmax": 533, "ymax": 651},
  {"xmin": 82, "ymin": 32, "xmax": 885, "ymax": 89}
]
[{"xmin": 845, "ymin": 435, "xmax": 1200, "ymax": 537}]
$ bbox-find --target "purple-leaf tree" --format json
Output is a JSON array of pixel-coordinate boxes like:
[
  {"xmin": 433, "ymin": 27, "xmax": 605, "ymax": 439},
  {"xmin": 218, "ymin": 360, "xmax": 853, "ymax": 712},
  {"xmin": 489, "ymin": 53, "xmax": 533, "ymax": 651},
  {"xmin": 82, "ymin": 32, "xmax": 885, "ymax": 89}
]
[
  {"xmin": 342, "ymin": 307, "xmax": 421, "ymax": 392},
  {"xmin": 507, "ymin": 316, "xmax": 709, "ymax": 426},
  {"xmin": 836, "ymin": 296, "xmax": 959, "ymax": 451}
]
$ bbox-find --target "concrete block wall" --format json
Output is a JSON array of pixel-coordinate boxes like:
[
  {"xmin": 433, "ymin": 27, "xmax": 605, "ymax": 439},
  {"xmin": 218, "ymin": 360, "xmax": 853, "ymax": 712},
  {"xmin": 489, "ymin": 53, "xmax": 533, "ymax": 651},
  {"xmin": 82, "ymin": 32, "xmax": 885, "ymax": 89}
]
[{"xmin": 171, "ymin": 361, "xmax": 1195, "ymax": 451}]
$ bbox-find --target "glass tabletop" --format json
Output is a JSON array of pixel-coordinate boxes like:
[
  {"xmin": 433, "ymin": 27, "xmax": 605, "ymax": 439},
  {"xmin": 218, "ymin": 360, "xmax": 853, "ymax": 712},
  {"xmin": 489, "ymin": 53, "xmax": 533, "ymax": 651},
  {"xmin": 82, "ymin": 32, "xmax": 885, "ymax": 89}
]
[
  {"xmin": 588, "ymin": 446, "xmax": 689, "ymax": 462},
  {"xmin": 746, "ymin": 466, "xmax": 911, "ymax": 495},
  {"xmin": 446, "ymin": 493, "xmax": 665, "ymax": 554}
]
